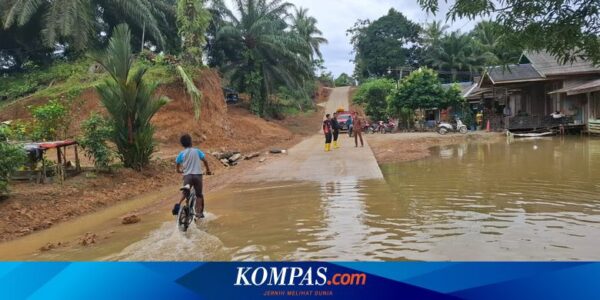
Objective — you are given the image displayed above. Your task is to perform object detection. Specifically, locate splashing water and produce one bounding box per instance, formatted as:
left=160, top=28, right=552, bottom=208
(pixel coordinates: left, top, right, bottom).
left=106, top=212, right=229, bottom=261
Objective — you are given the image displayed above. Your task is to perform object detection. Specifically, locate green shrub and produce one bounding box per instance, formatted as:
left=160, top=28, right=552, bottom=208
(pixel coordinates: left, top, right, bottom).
left=0, top=125, right=9, bottom=141
left=29, top=99, right=69, bottom=141
left=388, top=68, right=466, bottom=117
left=274, top=83, right=316, bottom=117
left=0, top=141, right=26, bottom=195
left=353, top=79, right=395, bottom=121
left=5, top=121, right=32, bottom=141
left=462, top=110, right=475, bottom=128
left=95, top=24, right=168, bottom=171
left=79, top=113, right=114, bottom=171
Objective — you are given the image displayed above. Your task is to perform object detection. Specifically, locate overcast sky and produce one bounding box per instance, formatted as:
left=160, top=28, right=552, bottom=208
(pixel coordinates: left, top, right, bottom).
left=281, top=0, right=481, bottom=77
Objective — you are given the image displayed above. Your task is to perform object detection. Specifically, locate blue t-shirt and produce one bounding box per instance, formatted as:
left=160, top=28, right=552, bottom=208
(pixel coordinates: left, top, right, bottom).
left=176, top=148, right=206, bottom=175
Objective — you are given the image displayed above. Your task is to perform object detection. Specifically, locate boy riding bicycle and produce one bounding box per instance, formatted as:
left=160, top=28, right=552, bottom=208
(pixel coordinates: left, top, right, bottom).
left=175, top=134, right=212, bottom=218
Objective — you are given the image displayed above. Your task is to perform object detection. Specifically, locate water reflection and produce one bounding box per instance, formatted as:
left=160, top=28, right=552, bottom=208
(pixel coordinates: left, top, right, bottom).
left=292, top=180, right=369, bottom=260
left=110, top=137, right=600, bottom=261
left=381, top=137, right=600, bottom=260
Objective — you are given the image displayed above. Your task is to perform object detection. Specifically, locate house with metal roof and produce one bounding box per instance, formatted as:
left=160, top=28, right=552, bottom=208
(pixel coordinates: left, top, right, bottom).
left=476, top=51, right=600, bottom=132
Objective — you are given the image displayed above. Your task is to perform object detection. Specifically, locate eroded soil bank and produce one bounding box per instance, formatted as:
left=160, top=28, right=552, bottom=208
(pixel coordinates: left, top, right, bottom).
left=0, top=69, right=328, bottom=243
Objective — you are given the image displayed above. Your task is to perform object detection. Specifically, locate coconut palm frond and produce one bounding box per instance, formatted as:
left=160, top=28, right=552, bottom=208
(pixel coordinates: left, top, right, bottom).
left=176, top=65, right=202, bottom=120
left=3, top=0, right=44, bottom=28
left=4, top=0, right=166, bottom=51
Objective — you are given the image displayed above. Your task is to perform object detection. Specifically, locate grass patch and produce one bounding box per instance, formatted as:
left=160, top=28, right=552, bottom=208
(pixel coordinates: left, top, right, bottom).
left=0, top=59, right=178, bottom=110
left=0, top=58, right=101, bottom=108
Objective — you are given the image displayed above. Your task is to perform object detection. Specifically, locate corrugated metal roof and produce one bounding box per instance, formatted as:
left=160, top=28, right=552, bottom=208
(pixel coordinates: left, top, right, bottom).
left=465, top=87, right=492, bottom=99
left=569, top=78, right=600, bottom=94
left=486, top=64, right=545, bottom=84
left=521, top=51, right=600, bottom=76
left=441, top=82, right=476, bottom=97
left=549, top=78, right=600, bottom=95
left=547, top=79, right=590, bottom=94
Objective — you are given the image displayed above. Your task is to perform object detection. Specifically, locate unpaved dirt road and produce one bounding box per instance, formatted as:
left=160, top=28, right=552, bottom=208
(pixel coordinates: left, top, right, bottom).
left=243, top=87, right=383, bottom=182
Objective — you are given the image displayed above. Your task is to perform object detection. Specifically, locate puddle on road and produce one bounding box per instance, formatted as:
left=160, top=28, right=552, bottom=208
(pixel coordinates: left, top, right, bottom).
left=3, top=137, right=600, bottom=261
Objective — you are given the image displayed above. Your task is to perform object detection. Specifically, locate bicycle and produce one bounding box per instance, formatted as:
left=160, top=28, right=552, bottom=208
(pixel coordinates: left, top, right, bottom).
left=173, top=172, right=213, bottom=232
left=176, top=184, right=197, bottom=232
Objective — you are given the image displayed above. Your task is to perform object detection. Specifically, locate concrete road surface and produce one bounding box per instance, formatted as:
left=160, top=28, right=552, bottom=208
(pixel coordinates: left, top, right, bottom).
left=242, top=87, right=384, bottom=182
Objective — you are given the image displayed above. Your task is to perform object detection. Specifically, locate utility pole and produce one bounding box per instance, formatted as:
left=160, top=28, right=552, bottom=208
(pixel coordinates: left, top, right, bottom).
left=388, top=66, right=409, bottom=88
left=141, top=21, right=146, bottom=53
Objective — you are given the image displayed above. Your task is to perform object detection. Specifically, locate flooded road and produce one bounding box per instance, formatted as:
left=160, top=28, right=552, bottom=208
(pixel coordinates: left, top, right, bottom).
left=3, top=137, right=600, bottom=261
left=112, top=137, right=600, bottom=261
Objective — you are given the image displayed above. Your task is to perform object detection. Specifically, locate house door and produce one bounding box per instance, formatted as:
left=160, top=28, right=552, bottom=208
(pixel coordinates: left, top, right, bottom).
left=509, top=95, right=521, bottom=115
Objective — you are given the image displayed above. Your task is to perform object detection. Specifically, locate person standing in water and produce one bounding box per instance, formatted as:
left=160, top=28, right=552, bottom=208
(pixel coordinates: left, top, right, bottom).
left=331, top=112, right=341, bottom=149
left=323, top=114, right=333, bottom=152
left=354, top=113, right=364, bottom=147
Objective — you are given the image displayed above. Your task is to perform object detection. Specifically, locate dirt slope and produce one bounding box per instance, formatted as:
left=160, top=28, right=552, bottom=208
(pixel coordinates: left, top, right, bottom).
left=0, top=69, right=318, bottom=242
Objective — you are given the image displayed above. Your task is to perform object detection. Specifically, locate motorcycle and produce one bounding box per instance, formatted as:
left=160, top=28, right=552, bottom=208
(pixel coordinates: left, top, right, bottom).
left=359, top=122, right=372, bottom=134
left=365, top=122, right=377, bottom=134
left=437, top=118, right=468, bottom=135
left=374, top=120, right=395, bottom=134
left=381, top=121, right=396, bottom=133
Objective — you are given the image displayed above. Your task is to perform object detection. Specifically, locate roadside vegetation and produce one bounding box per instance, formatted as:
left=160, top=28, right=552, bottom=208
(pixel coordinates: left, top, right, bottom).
left=95, top=24, right=169, bottom=171
left=348, top=2, right=600, bottom=127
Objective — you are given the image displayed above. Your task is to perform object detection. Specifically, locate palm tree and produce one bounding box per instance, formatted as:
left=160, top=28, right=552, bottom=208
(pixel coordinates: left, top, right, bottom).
left=421, top=20, right=449, bottom=51
left=291, top=7, right=328, bottom=61
left=95, top=24, right=168, bottom=170
left=216, top=0, right=313, bottom=116
left=427, top=31, right=488, bottom=81
left=471, top=21, right=522, bottom=66
left=3, top=0, right=167, bottom=51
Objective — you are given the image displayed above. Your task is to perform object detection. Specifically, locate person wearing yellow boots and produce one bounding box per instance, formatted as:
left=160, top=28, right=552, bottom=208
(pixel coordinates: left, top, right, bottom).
left=323, top=114, right=333, bottom=152
left=331, top=112, right=341, bottom=149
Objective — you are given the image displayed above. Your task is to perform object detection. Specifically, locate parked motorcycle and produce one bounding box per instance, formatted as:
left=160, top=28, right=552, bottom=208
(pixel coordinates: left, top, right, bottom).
left=360, top=122, right=372, bottom=134
left=382, top=121, right=396, bottom=133
left=437, top=118, right=468, bottom=135
left=374, top=120, right=396, bottom=134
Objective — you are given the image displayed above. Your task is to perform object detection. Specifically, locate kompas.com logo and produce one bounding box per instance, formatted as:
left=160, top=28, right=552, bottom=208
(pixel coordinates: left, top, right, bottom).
left=234, top=266, right=367, bottom=287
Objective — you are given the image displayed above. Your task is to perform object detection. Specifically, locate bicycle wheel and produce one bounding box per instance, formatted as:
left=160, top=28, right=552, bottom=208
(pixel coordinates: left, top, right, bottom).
left=177, top=205, right=190, bottom=232
left=189, top=194, right=197, bottom=223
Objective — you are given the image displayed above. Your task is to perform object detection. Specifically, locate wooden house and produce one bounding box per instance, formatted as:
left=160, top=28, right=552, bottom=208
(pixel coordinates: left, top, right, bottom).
left=476, top=51, right=600, bottom=132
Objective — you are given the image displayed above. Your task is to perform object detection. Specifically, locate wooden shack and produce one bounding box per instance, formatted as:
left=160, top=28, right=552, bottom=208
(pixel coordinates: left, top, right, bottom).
left=476, top=51, right=600, bottom=132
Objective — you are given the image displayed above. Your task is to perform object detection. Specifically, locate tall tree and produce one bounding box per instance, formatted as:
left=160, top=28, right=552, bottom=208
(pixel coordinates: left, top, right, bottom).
left=95, top=24, right=168, bottom=170
left=205, top=0, right=238, bottom=67
left=334, top=73, right=354, bottom=87
left=425, top=31, right=490, bottom=81
left=215, top=0, right=313, bottom=117
left=347, top=9, right=422, bottom=80
left=421, top=20, right=448, bottom=52
left=291, top=7, right=328, bottom=61
left=177, top=0, right=211, bottom=66
left=470, top=21, right=522, bottom=66
left=418, top=0, right=600, bottom=65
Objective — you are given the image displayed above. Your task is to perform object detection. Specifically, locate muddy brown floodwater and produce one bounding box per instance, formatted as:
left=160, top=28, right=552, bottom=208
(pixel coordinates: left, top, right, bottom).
left=2, top=136, right=600, bottom=261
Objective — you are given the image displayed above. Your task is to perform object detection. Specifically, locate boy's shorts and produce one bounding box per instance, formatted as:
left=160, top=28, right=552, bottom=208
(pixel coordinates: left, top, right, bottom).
left=183, top=174, right=203, bottom=198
